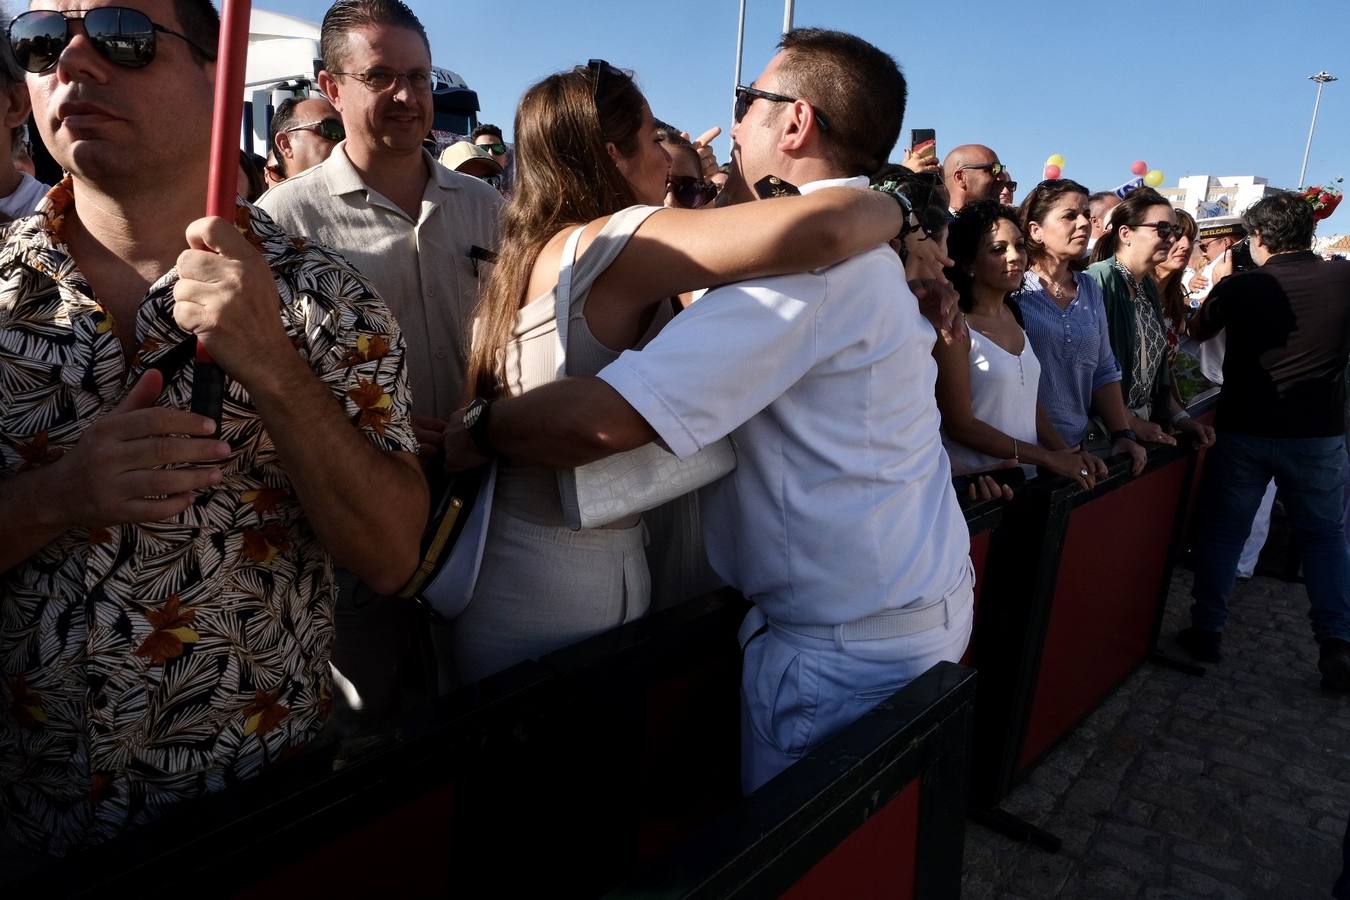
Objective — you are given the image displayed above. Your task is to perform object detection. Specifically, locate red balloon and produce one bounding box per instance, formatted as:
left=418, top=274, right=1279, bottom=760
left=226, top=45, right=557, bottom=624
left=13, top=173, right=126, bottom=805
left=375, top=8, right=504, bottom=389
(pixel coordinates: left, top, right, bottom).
left=1131, top=160, right=1148, bottom=176
left=1043, top=164, right=1062, bottom=180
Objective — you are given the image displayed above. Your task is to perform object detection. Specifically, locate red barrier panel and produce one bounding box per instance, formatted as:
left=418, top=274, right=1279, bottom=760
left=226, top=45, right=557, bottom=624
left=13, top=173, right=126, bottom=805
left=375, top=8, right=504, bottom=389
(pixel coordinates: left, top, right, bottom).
left=780, top=780, right=921, bottom=900
left=962, top=529, right=993, bottom=666
left=1017, top=457, right=1189, bottom=772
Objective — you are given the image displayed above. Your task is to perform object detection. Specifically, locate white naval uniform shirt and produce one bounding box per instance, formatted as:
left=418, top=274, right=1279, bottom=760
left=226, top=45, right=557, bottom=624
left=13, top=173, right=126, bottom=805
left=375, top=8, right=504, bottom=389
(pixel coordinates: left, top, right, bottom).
left=598, top=176, right=971, bottom=627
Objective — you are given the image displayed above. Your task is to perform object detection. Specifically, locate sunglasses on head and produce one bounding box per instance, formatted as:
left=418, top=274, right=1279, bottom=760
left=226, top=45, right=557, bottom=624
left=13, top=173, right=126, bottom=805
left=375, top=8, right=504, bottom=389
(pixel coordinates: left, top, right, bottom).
left=1132, top=221, right=1185, bottom=240
left=478, top=141, right=507, bottom=155
left=7, top=7, right=216, bottom=74
left=285, top=117, right=345, bottom=143
left=733, top=85, right=831, bottom=131
left=579, top=58, right=635, bottom=122
left=667, top=174, right=717, bottom=209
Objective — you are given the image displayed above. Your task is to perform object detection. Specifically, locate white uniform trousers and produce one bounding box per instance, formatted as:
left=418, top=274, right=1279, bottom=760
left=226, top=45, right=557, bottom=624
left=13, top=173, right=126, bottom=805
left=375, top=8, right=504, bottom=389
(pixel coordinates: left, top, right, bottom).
left=738, top=561, right=975, bottom=795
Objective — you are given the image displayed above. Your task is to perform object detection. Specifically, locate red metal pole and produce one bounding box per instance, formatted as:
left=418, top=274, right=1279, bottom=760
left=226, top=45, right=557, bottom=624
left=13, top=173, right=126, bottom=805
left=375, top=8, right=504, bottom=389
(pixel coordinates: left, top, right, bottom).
left=192, top=0, right=252, bottom=427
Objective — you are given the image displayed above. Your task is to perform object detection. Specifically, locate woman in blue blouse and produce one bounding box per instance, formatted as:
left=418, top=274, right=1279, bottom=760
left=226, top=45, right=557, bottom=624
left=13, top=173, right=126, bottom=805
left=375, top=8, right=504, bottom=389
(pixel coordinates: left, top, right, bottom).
left=1017, top=180, right=1150, bottom=473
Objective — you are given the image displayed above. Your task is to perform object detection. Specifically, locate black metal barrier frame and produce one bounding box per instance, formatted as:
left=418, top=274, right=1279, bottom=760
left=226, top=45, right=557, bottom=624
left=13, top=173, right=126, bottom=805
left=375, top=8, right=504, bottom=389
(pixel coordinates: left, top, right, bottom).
left=967, top=390, right=1218, bottom=846
left=606, top=662, right=976, bottom=900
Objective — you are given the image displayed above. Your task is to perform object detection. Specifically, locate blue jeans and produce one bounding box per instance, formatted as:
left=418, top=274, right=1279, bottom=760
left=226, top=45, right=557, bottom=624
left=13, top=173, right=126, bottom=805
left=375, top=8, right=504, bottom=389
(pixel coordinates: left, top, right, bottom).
left=1190, top=432, right=1350, bottom=642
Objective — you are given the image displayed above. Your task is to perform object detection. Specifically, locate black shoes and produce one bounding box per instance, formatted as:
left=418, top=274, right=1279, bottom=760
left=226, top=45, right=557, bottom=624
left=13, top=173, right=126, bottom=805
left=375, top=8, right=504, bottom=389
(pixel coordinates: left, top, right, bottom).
left=1177, top=626, right=1223, bottom=663
left=1319, top=638, right=1350, bottom=692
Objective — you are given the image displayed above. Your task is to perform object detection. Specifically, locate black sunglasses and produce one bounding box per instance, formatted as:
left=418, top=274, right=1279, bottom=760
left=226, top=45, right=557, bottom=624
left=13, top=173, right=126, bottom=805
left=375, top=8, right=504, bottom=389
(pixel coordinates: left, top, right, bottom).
left=579, top=58, right=635, bottom=122
left=667, top=174, right=717, bottom=210
left=477, top=141, right=507, bottom=155
left=7, top=7, right=216, bottom=74
left=958, top=161, right=1007, bottom=178
left=1131, top=221, right=1185, bottom=240
left=285, top=117, right=345, bottom=143
left=733, top=85, right=831, bottom=132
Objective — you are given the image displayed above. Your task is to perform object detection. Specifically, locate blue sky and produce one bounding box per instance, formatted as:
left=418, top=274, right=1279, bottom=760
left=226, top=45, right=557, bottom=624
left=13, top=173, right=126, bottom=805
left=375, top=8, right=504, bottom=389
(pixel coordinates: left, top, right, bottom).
left=273, top=0, right=1350, bottom=232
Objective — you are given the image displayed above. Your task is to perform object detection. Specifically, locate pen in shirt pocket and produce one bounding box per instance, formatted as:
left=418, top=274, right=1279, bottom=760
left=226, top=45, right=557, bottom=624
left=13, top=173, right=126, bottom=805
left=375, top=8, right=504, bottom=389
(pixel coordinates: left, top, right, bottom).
left=468, top=245, right=498, bottom=278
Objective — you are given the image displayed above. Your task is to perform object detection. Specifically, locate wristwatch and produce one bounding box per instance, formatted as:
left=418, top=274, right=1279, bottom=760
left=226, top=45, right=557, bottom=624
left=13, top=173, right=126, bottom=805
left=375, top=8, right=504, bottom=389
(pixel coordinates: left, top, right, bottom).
left=1170, top=410, right=1193, bottom=427
left=463, top=398, right=495, bottom=456
left=1110, top=428, right=1140, bottom=444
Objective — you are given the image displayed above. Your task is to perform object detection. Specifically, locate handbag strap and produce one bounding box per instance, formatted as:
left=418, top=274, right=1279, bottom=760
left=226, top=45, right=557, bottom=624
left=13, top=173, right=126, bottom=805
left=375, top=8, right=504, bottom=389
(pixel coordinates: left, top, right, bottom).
left=554, top=225, right=588, bottom=380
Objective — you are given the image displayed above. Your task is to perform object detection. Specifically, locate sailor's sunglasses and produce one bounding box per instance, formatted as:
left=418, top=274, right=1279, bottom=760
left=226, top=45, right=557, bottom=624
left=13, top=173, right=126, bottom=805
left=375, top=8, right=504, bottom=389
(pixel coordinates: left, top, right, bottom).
left=733, top=85, right=831, bottom=132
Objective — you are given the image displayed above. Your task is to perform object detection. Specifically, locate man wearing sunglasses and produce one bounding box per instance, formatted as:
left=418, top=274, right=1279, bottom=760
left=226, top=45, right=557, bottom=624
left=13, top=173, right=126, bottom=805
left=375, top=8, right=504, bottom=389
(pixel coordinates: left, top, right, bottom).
left=259, top=0, right=502, bottom=721
left=941, top=143, right=1008, bottom=215
left=446, top=29, right=974, bottom=795
left=0, top=0, right=428, bottom=856
left=268, top=94, right=341, bottom=180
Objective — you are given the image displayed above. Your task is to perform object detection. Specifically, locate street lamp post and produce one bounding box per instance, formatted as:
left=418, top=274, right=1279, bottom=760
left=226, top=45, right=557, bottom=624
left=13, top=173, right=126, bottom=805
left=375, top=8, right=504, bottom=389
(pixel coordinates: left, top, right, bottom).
left=1299, top=70, right=1338, bottom=189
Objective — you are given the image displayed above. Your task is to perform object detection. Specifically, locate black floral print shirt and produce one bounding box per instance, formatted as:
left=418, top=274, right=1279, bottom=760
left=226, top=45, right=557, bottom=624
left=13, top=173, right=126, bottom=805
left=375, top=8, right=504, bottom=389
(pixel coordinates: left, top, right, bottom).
left=0, top=179, right=419, bottom=855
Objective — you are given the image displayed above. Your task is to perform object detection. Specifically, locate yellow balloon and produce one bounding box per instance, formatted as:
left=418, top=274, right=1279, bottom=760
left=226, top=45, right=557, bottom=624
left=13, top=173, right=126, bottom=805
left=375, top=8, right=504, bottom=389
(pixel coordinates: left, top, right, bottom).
left=1144, top=169, right=1165, bottom=187
left=1046, top=154, right=1065, bottom=168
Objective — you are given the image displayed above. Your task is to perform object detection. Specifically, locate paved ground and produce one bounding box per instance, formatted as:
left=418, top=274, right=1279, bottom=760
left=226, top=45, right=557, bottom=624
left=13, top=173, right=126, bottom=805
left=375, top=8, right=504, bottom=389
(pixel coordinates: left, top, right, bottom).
left=962, top=568, right=1350, bottom=900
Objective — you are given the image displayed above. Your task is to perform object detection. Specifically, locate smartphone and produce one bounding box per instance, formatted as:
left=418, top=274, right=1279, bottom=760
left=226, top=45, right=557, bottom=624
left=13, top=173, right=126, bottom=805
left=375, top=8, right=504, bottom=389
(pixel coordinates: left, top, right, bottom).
left=910, top=128, right=937, bottom=159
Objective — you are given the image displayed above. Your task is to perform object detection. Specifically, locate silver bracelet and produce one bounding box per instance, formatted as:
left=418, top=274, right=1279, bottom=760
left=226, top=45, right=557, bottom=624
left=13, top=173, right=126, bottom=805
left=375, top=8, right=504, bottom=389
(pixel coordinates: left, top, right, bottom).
left=1170, top=410, right=1192, bottom=427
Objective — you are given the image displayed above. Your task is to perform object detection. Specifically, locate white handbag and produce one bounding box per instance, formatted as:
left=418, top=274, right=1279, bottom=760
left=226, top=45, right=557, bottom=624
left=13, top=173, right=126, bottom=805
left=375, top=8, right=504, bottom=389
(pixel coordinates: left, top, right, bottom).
left=553, top=225, right=736, bottom=530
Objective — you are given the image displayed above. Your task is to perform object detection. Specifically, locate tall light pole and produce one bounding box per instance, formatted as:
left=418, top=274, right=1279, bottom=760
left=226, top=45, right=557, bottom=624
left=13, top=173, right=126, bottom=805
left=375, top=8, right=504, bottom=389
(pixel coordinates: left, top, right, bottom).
left=783, top=0, right=795, bottom=32
left=1299, top=71, right=1338, bottom=189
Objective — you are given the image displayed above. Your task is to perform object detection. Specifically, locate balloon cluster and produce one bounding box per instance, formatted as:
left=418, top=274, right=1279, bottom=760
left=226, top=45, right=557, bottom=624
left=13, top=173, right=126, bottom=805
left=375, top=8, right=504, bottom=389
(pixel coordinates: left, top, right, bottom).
left=1043, top=153, right=1064, bottom=180
left=1132, top=160, right=1166, bottom=188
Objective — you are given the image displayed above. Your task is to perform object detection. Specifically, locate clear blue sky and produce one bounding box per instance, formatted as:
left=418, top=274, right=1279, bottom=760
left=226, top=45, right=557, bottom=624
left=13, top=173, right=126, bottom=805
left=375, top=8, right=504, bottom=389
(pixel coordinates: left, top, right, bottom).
left=273, top=0, right=1350, bottom=231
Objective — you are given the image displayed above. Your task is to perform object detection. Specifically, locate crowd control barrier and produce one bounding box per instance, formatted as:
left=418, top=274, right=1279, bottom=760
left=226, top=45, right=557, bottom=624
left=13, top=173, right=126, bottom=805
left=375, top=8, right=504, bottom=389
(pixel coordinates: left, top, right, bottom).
left=12, top=390, right=1219, bottom=892
left=966, top=392, right=1218, bottom=846
left=15, top=592, right=975, bottom=898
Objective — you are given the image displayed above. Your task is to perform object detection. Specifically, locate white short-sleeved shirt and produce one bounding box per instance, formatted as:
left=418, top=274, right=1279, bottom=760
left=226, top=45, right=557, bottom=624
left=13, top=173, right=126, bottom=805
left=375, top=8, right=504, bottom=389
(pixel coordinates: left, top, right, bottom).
left=598, top=177, right=970, bottom=627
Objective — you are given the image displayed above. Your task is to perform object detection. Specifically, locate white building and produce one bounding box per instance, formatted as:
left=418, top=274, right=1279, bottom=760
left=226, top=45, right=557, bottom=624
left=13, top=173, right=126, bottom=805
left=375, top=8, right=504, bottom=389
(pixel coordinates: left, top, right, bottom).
left=1159, top=175, right=1282, bottom=219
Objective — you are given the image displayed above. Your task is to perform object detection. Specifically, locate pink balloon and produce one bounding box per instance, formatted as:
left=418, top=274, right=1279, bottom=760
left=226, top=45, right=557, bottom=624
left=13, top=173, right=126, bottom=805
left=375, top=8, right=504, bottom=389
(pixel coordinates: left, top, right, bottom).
left=1131, top=160, right=1148, bottom=176
left=1043, top=164, right=1062, bottom=180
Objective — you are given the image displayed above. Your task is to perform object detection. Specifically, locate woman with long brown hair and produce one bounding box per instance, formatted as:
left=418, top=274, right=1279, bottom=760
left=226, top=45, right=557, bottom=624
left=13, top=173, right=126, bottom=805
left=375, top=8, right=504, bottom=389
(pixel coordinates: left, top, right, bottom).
left=451, top=61, right=906, bottom=682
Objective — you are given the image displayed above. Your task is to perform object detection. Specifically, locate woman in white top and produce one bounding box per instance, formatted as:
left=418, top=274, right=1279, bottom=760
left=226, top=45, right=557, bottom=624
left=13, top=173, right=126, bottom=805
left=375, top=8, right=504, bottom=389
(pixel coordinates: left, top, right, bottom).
left=452, top=61, right=907, bottom=682
left=936, top=201, right=1104, bottom=490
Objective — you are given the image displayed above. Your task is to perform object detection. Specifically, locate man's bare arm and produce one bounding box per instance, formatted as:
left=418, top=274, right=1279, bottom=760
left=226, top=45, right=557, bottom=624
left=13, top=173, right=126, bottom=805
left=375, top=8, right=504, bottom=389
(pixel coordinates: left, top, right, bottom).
left=445, top=377, right=657, bottom=471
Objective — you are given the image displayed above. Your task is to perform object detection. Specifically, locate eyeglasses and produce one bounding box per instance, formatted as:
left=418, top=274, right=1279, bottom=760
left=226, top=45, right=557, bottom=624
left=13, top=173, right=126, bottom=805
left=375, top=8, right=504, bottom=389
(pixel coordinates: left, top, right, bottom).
left=958, top=161, right=1007, bottom=178
left=7, top=7, right=217, bottom=74
left=477, top=141, right=507, bottom=156
left=330, top=67, right=434, bottom=93
left=1003, top=181, right=1018, bottom=193
left=667, top=175, right=718, bottom=210
left=733, top=85, right=831, bottom=132
left=1131, top=221, right=1185, bottom=240
left=285, top=117, right=345, bottom=143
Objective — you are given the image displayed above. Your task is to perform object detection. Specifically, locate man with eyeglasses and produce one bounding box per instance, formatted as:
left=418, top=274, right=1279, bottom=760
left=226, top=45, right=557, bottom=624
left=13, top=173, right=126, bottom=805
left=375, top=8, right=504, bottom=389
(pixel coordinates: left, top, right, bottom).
left=268, top=94, right=341, bottom=181
left=941, top=143, right=1007, bottom=215
left=0, top=0, right=427, bottom=856
left=446, top=29, right=973, bottom=795
left=259, top=0, right=503, bottom=718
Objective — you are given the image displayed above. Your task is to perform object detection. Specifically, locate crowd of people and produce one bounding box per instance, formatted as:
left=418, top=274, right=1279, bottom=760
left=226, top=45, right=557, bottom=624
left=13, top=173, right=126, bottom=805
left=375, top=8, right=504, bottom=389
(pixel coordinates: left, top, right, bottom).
left=1, top=0, right=1348, bottom=873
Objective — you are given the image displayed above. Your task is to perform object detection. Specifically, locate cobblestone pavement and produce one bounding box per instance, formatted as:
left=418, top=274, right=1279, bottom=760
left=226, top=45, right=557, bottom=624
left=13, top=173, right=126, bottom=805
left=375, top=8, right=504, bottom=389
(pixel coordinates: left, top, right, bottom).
left=962, top=569, right=1350, bottom=899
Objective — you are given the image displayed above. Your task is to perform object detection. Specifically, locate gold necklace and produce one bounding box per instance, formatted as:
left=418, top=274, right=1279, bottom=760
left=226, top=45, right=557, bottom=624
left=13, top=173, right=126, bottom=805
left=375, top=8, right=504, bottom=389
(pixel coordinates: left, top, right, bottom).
left=1036, top=267, right=1075, bottom=301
